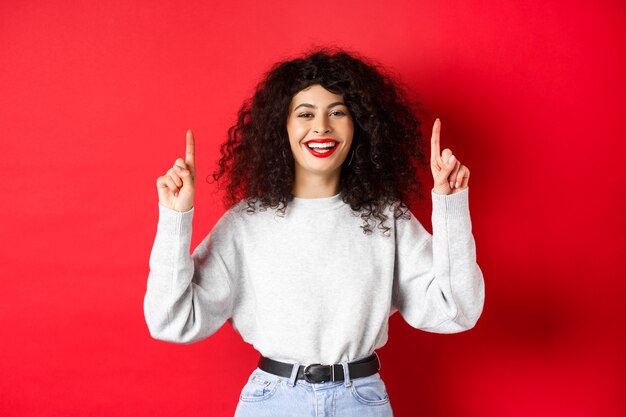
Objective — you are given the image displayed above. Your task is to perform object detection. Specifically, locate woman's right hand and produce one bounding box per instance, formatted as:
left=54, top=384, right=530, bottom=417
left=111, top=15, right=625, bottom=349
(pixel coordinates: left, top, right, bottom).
left=156, top=130, right=196, bottom=212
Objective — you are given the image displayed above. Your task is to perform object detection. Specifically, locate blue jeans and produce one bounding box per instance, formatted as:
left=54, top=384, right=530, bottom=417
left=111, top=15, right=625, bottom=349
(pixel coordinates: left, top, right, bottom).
left=234, top=358, right=394, bottom=417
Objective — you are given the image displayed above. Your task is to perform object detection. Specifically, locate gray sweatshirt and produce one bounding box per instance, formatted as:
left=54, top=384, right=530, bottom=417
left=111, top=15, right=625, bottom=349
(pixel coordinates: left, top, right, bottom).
left=144, top=187, right=485, bottom=365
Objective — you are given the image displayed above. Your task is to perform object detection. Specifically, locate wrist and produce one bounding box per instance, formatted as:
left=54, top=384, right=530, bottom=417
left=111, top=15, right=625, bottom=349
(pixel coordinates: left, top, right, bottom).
left=432, top=184, right=451, bottom=195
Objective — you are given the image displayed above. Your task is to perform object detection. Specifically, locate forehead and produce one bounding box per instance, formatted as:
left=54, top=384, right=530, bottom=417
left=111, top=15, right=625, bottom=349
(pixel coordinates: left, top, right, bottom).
left=290, top=84, right=344, bottom=107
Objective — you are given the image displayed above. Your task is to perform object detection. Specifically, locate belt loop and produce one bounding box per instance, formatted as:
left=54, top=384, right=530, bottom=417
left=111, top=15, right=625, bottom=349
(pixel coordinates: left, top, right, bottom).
left=341, top=360, right=352, bottom=387
left=287, top=362, right=300, bottom=387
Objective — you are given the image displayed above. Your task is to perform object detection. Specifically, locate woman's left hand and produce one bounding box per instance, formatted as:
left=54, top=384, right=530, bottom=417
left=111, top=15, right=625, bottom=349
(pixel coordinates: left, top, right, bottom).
left=430, top=118, right=470, bottom=195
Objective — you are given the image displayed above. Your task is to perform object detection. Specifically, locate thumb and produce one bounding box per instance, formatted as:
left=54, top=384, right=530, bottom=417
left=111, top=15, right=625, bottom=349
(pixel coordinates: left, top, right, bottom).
left=435, top=154, right=457, bottom=183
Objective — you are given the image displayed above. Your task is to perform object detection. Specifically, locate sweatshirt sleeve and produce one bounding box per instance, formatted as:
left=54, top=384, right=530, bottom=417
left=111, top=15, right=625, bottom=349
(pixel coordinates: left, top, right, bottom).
left=143, top=203, right=235, bottom=343
left=391, top=187, right=485, bottom=333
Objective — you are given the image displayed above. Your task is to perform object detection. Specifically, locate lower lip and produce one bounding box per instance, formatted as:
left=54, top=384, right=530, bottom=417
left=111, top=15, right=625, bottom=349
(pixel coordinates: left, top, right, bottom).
left=304, top=144, right=339, bottom=158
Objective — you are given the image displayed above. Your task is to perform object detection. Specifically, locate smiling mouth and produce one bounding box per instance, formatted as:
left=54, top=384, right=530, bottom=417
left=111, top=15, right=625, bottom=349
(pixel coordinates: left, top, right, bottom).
left=304, top=140, right=339, bottom=158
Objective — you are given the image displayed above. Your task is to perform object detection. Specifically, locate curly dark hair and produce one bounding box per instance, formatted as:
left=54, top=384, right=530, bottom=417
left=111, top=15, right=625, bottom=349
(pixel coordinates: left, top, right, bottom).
left=208, top=46, right=428, bottom=236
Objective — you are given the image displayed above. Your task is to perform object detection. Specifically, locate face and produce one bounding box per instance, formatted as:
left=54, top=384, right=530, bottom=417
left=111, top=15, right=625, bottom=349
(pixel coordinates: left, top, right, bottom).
left=286, top=84, right=354, bottom=181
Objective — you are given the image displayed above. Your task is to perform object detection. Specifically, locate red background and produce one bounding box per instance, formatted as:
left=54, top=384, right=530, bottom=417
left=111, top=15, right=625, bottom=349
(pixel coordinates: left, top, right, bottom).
left=1, top=1, right=625, bottom=416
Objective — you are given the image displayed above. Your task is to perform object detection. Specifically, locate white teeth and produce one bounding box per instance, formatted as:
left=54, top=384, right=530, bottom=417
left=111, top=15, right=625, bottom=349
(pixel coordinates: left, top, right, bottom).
left=307, top=142, right=336, bottom=149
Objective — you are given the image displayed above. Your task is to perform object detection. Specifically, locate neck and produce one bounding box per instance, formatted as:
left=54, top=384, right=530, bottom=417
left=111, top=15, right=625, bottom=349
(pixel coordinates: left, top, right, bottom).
left=292, top=169, right=341, bottom=198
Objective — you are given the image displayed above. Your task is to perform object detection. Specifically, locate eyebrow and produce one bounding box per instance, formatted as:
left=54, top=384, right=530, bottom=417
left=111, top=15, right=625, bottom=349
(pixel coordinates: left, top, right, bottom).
left=293, top=102, right=347, bottom=112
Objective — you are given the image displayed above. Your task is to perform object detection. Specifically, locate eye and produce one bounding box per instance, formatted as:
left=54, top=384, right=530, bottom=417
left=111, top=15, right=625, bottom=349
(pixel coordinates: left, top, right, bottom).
left=297, top=113, right=313, bottom=118
left=330, top=110, right=346, bottom=117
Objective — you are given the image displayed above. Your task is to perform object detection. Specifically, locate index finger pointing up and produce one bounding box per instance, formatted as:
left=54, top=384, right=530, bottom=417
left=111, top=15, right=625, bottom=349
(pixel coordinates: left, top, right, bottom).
left=430, top=118, right=442, bottom=166
left=186, top=129, right=195, bottom=171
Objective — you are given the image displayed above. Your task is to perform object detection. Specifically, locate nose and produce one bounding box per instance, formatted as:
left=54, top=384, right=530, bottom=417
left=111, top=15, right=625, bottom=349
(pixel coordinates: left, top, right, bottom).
left=313, top=116, right=331, bottom=134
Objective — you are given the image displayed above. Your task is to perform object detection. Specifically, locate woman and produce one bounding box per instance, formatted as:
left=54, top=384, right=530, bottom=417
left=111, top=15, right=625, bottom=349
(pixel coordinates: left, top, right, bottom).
left=144, top=47, right=485, bottom=416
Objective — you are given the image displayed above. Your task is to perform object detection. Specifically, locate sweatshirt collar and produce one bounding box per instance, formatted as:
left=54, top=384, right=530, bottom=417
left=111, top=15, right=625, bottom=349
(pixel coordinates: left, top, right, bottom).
left=289, top=192, right=344, bottom=210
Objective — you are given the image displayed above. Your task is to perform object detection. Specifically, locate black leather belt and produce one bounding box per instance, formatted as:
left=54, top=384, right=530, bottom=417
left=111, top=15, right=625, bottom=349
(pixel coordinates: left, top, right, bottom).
left=258, top=352, right=380, bottom=383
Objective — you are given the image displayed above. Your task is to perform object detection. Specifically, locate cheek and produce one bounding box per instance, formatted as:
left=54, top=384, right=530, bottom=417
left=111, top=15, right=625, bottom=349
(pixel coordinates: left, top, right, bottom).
left=343, top=124, right=354, bottom=143
left=342, top=118, right=354, bottom=135
left=287, top=123, right=307, bottom=143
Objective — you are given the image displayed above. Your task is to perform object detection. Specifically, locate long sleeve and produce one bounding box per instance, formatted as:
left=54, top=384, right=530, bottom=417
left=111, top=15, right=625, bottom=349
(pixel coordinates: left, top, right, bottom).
left=391, top=187, right=485, bottom=333
left=143, top=203, right=235, bottom=343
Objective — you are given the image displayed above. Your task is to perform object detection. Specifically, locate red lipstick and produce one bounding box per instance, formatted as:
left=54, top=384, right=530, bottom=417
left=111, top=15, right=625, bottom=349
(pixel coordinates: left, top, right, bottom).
left=303, top=139, right=339, bottom=158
